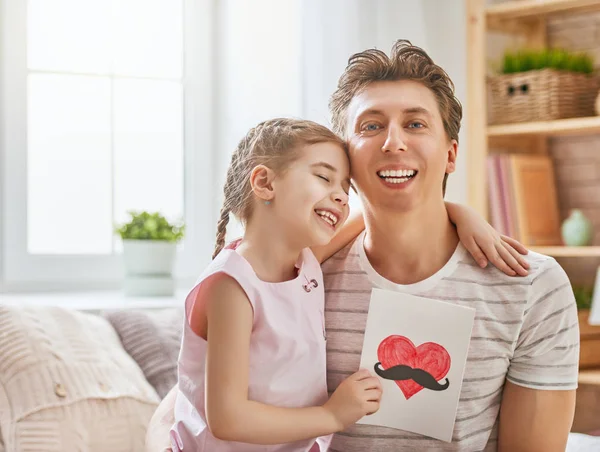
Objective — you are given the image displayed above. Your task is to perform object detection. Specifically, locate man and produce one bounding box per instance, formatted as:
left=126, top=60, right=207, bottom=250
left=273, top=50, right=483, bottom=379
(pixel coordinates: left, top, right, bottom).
left=147, top=40, right=579, bottom=451
left=321, top=40, right=578, bottom=451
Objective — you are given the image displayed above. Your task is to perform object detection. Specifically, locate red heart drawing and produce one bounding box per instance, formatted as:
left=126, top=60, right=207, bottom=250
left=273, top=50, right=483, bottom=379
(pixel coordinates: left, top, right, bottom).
left=377, top=335, right=451, bottom=400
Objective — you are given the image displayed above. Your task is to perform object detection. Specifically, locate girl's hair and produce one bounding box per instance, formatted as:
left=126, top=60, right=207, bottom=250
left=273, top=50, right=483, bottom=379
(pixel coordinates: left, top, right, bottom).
left=212, top=118, right=346, bottom=259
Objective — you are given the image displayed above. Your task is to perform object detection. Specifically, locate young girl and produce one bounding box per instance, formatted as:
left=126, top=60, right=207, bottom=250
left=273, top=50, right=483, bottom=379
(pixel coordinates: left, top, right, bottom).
left=168, top=118, right=528, bottom=452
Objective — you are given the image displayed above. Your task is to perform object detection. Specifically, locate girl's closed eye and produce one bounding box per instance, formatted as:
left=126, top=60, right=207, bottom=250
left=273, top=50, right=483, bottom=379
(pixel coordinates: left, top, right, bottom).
left=317, top=174, right=330, bottom=182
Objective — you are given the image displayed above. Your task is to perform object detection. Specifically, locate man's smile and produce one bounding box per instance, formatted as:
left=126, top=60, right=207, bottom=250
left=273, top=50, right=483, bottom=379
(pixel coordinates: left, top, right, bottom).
left=376, top=167, right=418, bottom=188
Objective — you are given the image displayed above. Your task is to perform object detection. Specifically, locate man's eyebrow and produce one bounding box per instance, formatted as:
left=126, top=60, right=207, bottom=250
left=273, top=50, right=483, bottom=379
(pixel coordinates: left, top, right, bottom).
left=310, top=162, right=337, bottom=172
left=354, top=108, right=385, bottom=121
left=403, top=107, right=432, bottom=117
left=354, top=107, right=432, bottom=123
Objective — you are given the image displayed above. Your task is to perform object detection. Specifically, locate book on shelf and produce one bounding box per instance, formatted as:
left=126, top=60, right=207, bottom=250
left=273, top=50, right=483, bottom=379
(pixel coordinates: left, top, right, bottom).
left=487, top=153, right=562, bottom=246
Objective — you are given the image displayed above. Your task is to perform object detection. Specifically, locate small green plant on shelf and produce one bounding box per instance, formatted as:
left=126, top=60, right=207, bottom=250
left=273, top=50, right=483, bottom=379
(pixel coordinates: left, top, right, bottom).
left=573, top=285, right=594, bottom=311
left=502, top=49, right=594, bottom=75
left=115, top=211, right=185, bottom=242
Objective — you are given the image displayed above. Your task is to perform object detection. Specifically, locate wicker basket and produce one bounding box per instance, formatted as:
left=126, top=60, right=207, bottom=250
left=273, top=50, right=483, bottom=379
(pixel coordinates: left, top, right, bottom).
left=488, top=68, right=599, bottom=124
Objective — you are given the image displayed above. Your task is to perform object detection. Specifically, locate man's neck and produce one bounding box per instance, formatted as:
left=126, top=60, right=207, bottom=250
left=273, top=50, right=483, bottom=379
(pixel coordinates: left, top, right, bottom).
left=363, top=200, right=459, bottom=285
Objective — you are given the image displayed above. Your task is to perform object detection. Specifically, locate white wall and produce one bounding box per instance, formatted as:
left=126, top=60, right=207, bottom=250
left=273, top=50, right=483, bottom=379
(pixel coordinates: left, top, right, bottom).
left=215, top=0, right=469, bottom=242
left=215, top=0, right=304, bottom=241
left=422, top=0, right=468, bottom=204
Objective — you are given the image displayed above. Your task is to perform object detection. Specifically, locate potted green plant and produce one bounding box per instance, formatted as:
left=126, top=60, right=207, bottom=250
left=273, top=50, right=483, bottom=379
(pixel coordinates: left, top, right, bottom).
left=488, top=48, right=598, bottom=124
left=115, top=211, right=185, bottom=296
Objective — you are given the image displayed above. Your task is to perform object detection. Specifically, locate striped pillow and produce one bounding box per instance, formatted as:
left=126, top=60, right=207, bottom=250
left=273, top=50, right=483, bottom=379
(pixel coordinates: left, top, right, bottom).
left=103, top=308, right=184, bottom=399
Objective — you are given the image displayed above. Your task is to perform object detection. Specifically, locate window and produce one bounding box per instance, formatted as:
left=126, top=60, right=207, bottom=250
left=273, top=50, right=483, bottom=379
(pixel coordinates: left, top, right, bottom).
left=1, top=0, right=214, bottom=289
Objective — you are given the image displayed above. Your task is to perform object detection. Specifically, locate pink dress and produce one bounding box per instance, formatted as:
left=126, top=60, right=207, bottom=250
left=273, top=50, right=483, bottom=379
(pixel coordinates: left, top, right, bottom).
left=169, top=245, right=331, bottom=452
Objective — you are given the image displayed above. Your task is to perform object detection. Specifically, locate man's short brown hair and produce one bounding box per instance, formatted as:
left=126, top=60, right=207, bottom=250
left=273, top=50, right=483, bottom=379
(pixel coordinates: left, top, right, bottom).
left=329, top=39, right=463, bottom=194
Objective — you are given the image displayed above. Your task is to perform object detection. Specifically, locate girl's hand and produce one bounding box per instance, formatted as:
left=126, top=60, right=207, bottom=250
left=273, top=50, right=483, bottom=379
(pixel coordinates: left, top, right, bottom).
left=447, top=203, right=530, bottom=276
left=323, top=369, right=382, bottom=430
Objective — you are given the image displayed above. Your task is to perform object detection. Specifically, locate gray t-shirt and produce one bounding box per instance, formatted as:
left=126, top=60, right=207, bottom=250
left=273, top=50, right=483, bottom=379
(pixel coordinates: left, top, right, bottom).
left=322, top=232, right=579, bottom=451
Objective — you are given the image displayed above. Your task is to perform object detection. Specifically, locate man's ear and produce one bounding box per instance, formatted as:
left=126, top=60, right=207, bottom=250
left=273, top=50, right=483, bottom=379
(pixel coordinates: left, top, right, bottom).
left=249, top=165, right=276, bottom=201
left=445, top=140, right=458, bottom=174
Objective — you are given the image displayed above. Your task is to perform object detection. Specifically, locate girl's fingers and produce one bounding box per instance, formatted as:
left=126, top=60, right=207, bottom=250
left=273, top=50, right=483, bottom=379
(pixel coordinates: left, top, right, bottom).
left=365, top=388, right=382, bottom=402
left=359, top=376, right=382, bottom=391
left=488, top=243, right=516, bottom=276
left=501, top=235, right=529, bottom=261
left=501, top=241, right=529, bottom=276
left=465, top=237, right=488, bottom=268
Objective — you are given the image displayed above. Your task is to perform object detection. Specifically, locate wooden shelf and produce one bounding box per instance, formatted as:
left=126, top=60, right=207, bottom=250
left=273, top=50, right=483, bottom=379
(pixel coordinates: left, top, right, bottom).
left=466, top=0, right=600, bottom=252
left=487, top=0, right=600, bottom=30
left=529, top=246, right=600, bottom=257
left=579, top=369, right=600, bottom=385
left=487, top=116, right=600, bottom=139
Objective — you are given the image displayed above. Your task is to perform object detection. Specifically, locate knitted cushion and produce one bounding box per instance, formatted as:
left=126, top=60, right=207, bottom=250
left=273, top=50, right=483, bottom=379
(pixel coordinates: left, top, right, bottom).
left=103, top=308, right=184, bottom=399
left=0, top=305, right=160, bottom=452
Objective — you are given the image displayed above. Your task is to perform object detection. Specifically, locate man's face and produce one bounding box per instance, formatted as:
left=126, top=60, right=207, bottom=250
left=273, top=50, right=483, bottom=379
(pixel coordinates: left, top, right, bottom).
left=345, top=80, right=457, bottom=213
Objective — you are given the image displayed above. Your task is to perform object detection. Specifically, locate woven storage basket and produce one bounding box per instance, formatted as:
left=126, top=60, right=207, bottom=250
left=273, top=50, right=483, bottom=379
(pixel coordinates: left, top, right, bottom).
left=488, top=68, right=598, bottom=124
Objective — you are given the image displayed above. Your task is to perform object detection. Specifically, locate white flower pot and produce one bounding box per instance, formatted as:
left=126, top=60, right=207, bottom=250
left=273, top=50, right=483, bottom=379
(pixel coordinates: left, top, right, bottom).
left=122, top=240, right=177, bottom=296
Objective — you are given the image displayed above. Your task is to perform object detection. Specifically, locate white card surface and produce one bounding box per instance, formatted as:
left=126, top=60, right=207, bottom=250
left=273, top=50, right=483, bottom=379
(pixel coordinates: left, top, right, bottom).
left=357, top=288, right=476, bottom=442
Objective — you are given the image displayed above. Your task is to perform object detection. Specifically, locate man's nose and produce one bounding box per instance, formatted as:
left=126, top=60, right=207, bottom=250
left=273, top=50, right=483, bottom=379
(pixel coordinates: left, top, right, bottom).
left=381, top=125, right=407, bottom=153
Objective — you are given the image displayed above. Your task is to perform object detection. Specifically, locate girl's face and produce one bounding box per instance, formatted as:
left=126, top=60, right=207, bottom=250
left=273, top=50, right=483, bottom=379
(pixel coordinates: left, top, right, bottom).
left=269, top=142, right=351, bottom=248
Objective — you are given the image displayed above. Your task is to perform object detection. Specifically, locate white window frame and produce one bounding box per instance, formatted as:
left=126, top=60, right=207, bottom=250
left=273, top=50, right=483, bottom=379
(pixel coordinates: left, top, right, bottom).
left=0, top=0, right=216, bottom=291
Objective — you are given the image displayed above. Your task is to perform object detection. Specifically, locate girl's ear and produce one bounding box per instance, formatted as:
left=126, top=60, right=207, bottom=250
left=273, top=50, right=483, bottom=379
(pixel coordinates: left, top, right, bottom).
left=249, top=165, right=276, bottom=201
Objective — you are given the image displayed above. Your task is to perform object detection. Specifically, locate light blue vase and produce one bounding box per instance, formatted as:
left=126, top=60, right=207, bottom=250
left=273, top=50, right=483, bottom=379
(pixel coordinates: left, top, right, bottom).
left=561, top=209, right=593, bottom=246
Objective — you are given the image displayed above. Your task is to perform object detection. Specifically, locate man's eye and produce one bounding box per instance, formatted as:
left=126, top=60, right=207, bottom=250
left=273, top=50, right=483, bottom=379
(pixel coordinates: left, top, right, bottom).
left=317, top=175, right=330, bottom=182
left=408, top=122, right=424, bottom=129
left=364, top=123, right=380, bottom=131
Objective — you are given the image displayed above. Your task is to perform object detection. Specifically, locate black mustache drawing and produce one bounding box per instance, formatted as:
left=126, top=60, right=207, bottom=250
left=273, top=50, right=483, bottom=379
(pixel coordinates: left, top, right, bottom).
left=374, top=362, right=450, bottom=391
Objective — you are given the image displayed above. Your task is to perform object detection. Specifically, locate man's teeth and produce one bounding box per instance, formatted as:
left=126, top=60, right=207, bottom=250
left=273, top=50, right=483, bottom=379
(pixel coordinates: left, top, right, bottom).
left=377, top=169, right=416, bottom=184
left=378, top=169, right=416, bottom=177
left=315, top=210, right=338, bottom=226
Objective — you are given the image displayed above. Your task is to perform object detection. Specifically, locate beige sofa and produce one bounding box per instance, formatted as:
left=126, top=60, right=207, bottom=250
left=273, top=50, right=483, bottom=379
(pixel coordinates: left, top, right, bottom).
left=0, top=304, right=183, bottom=452
left=2, top=303, right=600, bottom=452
